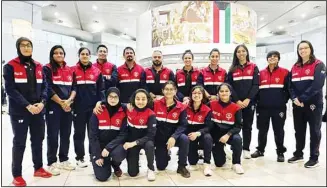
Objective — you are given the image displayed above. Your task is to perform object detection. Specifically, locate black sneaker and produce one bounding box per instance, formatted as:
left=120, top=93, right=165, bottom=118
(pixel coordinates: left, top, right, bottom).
left=304, top=160, right=319, bottom=168
left=251, top=150, right=264, bottom=158
left=277, top=154, right=285, bottom=162
left=177, top=165, right=190, bottom=178
left=287, top=156, right=304, bottom=163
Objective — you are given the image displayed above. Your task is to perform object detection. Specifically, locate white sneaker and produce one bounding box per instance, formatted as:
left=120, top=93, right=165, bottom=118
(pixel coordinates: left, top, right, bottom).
left=232, top=164, right=244, bottom=174
left=48, top=163, right=60, bottom=176
left=147, top=169, right=156, bottom=181
left=224, top=146, right=232, bottom=160
left=76, top=159, right=88, bottom=168
left=188, top=164, right=199, bottom=171
left=203, top=163, right=212, bottom=176
left=60, top=161, right=76, bottom=170
left=243, top=150, right=251, bottom=159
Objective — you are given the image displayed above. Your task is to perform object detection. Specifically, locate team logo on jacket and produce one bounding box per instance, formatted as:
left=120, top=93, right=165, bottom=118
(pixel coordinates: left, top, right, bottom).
left=275, top=78, right=280, bottom=83
left=247, top=70, right=252, bottom=75
left=106, top=69, right=111, bottom=74
left=310, top=104, right=316, bottom=111
left=139, top=119, right=145, bottom=125
left=305, top=69, right=310, bottom=75
left=163, top=74, right=167, bottom=79
left=116, top=119, right=121, bottom=125
left=226, top=113, right=232, bottom=120
left=134, top=72, right=139, bottom=77
left=38, top=70, right=42, bottom=76
left=198, top=115, right=203, bottom=121
left=279, top=112, right=284, bottom=118
left=67, top=76, right=72, bottom=81
left=14, top=72, right=23, bottom=76
left=172, top=112, right=178, bottom=118
left=89, top=74, right=94, bottom=79
left=218, top=76, right=222, bottom=80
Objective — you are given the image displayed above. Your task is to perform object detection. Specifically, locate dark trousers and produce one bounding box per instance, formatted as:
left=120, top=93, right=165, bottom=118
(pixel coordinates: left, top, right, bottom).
left=127, top=141, right=155, bottom=177
left=293, top=105, right=322, bottom=161
left=155, top=134, right=189, bottom=170
left=92, top=145, right=126, bottom=181
left=73, top=110, right=93, bottom=160
left=188, top=133, right=213, bottom=165
left=212, top=133, right=242, bottom=166
left=241, top=104, right=256, bottom=151
left=256, top=107, right=287, bottom=154
left=11, top=114, right=45, bottom=177
left=46, top=105, right=73, bottom=166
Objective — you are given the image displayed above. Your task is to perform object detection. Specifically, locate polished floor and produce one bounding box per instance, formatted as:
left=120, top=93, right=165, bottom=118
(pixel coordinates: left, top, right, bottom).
left=1, top=107, right=326, bottom=187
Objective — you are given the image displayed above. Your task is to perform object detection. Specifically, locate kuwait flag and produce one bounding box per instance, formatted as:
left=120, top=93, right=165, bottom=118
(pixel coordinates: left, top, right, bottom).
left=213, top=2, right=231, bottom=44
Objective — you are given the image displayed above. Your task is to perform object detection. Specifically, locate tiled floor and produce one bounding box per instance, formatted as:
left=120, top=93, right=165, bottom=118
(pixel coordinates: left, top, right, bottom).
left=1, top=111, right=326, bottom=186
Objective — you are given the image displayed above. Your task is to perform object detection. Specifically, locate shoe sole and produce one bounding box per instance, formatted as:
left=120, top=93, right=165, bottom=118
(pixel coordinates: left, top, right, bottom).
left=305, top=163, right=319, bottom=168
left=177, top=171, right=191, bottom=178
left=288, top=159, right=304, bottom=163
left=251, top=155, right=264, bottom=158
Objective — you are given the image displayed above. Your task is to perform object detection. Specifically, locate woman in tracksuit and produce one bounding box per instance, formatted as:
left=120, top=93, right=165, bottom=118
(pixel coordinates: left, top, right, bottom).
left=72, top=47, right=104, bottom=168
left=89, top=87, right=127, bottom=181
left=288, top=40, right=326, bottom=168
left=122, top=89, right=156, bottom=181
left=185, top=86, right=213, bottom=176
left=197, top=48, right=228, bottom=101
left=43, top=45, right=76, bottom=176
left=227, top=44, right=259, bottom=159
left=175, top=50, right=201, bottom=105
left=153, top=81, right=190, bottom=178
left=3, top=37, right=52, bottom=187
left=209, top=83, right=244, bottom=174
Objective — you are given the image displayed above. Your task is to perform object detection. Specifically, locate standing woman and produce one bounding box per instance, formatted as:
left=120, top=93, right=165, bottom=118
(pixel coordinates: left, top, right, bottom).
left=209, top=83, right=244, bottom=174
left=89, top=87, right=127, bottom=181
left=153, top=81, right=190, bottom=178
left=185, top=86, right=213, bottom=176
left=123, top=89, right=156, bottom=181
left=227, top=44, right=259, bottom=159
left=43, top=45, right=76, bottom=176
left=288, top=40, right=326, bottom=168
left=72, top=47, right=104, bottom=168
left=197, top=48, right=228, bottom=101
left=175, top=50, right=201, bottom=105
left=3, top=37, right=52, bottom=187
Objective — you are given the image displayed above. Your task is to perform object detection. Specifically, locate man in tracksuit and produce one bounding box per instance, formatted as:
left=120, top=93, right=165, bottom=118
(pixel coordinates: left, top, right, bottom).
left=3, top=37, right=52, bottom=186
left=117, top=47, right=146, bottom=103
left=251, top=51, right=289, bottom=162
left=145, top=50, right=175, bottom=100
left=72, top=47, right=104, bottom=168
left=93, top=44, right=118, bottom=89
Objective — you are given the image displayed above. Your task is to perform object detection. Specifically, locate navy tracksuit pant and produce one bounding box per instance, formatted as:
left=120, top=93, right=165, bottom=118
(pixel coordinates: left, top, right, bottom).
left=92, top=145, right=126, bottom=181
left=188, top=133, right=213, bottom=165
left=155, top=134, right=189, bottom=170
left=292, top=104, right=323, bottom=161
left=11, top=113, right=45, bottom=177
left=256, top=107, right=287, bottom=154
left=46, top=104, right=73, bottom=166
left=241, top=103, right=256, bottom=151
left=73, top=110, right=93, bottom=161
left=212, top=131, right=242, bottom=166
left=127, top=141, right=155, bottom=177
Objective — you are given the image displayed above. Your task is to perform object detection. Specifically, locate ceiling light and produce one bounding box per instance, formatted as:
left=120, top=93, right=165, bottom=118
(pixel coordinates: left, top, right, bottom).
left=93, top=20, right=99, bottom=23
left=92, top=5, right=97, bottom=10
left=128, top=8, right=134, bottom=12
left=301, top=14, right=306, bottom=18
left=57, top=19, right=63, bottom=23
left=54, top=12, right=59, bottom=17
left=278, top=26, right=283, bottom=30
left=49, top=4, right=57, bottom=8
left=313, top=5, right=321, bottom=9
left=288, top=20, right=295, bottom=23
left=260, top=17, right=264, bottom=21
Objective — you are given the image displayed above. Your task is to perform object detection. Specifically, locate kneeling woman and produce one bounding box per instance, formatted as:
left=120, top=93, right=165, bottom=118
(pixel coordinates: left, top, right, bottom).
left=186, top=86, right=214, bottom=176
left=123, top=89, right=156, bottom=181
left=209, top=83, right=244, bottom=174
left=154, top=81, right=190, bottom=178
left=89, top=87, right=127, bottom=181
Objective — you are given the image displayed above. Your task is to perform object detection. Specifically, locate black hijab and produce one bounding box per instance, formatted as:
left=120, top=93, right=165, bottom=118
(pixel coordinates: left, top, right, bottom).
left=105, top=87, right=121, bottom=116
left=16, top=37, right=33, bottom=64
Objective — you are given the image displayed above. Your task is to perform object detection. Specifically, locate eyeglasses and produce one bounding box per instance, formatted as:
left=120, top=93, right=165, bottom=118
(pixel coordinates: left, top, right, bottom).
left=298, top=47, right=310, bottom=51
left=19, top=44, right=32, bottom=49
left=108, top=95, right=119, bottom=100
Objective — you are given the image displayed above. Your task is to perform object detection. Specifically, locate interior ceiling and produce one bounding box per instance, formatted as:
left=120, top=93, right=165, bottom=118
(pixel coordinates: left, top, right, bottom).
left=27, top=1, right=326, bottom=45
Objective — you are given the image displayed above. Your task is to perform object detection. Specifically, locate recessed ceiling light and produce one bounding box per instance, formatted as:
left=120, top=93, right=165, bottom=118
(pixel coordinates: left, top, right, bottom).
left=128, top=8, right=134, bottom=12
left=92, top=5, right=97, bottom=10
left=288, top=20, right=295, bottom=23
left=49, top=4, right=57, bottom=8
left=278, top=26, right=284, bottom=30
left=313, top=5, right=321, bottom=9
left=93, top=20, right=99, bottom=23
left=260, top=17, right=264, bottom=21
left=301, top=14, right=306, bottom=18
left=54, top=12, right=60, bottom=17
left=57, top=20, right=63, bottom=23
